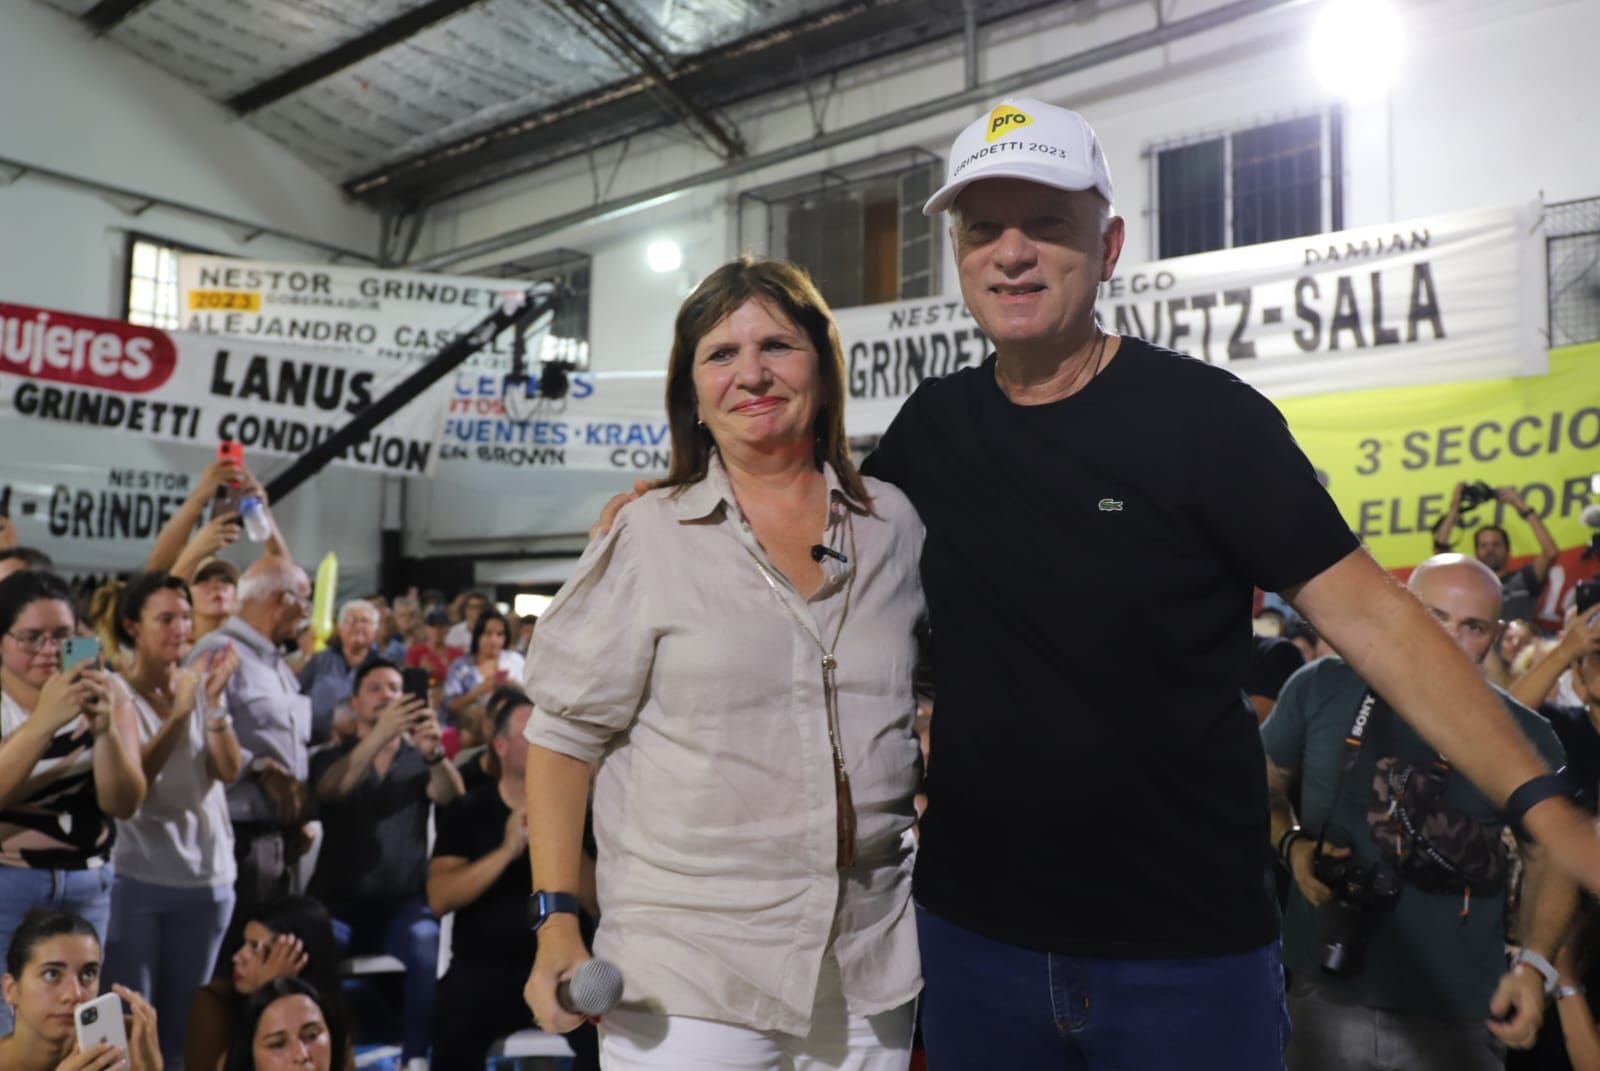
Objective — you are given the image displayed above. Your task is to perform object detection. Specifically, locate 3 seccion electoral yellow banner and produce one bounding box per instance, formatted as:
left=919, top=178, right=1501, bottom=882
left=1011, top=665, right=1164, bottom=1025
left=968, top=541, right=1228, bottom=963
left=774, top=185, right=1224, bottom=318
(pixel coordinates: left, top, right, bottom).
left=1280, top=342, right=1600, bottom=572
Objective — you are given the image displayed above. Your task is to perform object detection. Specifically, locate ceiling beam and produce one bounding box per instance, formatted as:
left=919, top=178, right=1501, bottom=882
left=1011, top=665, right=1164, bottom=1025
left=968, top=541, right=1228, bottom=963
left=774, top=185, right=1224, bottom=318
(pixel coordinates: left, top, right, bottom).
left=81, top=0, right=159, bottom=34
left=561, top=0, right=744, bottom=160
left=226, top=0, right=491, bottom=116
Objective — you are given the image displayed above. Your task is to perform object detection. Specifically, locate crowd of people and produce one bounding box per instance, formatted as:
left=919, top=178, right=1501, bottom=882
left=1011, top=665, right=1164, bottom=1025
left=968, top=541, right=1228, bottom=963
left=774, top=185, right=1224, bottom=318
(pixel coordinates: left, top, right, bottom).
left=0, top=469, right=569, bottom=1070
left=1, top=92, right=1599, bottom=1071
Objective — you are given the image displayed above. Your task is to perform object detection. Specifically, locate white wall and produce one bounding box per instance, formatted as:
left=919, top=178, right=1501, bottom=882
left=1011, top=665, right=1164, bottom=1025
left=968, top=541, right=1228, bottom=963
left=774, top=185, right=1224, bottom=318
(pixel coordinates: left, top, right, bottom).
left=0, top=1, right=387, bottom=589
left=0, top=1, right=378, bottom=315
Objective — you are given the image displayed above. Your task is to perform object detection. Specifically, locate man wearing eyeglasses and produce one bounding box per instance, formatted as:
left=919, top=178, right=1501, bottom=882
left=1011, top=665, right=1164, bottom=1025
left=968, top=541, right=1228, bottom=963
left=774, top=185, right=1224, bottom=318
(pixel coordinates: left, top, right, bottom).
left=188, top=556, right=315, bottom=976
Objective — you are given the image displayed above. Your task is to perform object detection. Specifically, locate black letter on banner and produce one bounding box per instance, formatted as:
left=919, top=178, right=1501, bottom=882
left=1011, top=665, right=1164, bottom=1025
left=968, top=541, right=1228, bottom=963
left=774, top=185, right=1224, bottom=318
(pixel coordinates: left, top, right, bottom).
left=1406, top=263, right=1445, bottom=341
left=1293, top=278, right=1321, bottom=352
left=848, top=343, right=867, bottom=397
left=1223, top=289, right=1255, bottom=359
left=1468, top=421, right=1503, bottom=463
left=1330, top=276, right=1367, bottom=350
left=1400, top=430, right=1430, bottom=471
left=1369, top=271, right=1400, bottom=346
left=210, top=351, right=236, bottom=397
left=1507, top=415, right=1541, bottom=457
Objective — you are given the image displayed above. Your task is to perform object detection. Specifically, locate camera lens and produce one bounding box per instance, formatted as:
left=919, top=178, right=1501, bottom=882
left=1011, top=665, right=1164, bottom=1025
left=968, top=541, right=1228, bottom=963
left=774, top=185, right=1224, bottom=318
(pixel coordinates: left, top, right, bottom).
left=81, top=1006, right=98, bottom=1025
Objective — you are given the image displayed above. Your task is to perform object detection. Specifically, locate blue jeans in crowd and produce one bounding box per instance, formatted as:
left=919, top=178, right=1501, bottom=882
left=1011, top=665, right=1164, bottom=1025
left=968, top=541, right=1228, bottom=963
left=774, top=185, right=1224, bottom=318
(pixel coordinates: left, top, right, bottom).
left=0, top=863, right=115, bottom=1036
left=103, top=873, right=235, bottom=1067
left=916, top=902, right=1290, bottom=1071
left=328, top=895, right=439, bottom=1062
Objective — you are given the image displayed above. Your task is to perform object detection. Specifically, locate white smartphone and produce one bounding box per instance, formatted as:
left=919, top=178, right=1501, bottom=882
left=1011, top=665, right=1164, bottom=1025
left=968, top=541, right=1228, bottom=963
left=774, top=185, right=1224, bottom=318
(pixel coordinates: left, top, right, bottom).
left=74, top=993, right=128, bottom=1057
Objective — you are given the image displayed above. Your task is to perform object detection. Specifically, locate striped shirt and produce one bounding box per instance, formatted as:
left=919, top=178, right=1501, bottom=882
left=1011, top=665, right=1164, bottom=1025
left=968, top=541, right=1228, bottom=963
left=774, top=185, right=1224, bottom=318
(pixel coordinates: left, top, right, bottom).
left=0, top=692, right=111, bottom=870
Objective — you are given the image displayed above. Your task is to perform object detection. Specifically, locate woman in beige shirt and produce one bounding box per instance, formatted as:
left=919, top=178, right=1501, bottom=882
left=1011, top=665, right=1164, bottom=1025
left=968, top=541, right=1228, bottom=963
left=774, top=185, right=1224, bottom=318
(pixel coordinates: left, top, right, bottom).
left=522, top=257, right=925, bottom=1070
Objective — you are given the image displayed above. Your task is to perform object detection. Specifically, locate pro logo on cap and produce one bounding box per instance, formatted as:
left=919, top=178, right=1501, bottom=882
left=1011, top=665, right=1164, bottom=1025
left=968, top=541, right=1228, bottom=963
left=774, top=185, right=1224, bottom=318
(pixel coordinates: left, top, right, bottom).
left=986, top=103, right=1031, bottom=142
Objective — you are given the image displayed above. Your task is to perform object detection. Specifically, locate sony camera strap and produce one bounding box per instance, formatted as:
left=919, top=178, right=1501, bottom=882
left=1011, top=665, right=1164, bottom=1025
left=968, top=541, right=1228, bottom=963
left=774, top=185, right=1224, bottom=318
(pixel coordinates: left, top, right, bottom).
left=1313, top=689, right=1450, bottom=858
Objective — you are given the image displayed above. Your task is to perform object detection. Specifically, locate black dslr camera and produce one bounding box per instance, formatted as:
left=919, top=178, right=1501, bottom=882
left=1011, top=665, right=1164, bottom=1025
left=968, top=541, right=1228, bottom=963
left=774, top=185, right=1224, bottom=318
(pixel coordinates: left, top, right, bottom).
left=1312, top=851, right=1399, bottom=975
left=1576, top=577, right=1600, bottom=615
left=1458, top=480, right=1497, bottom=514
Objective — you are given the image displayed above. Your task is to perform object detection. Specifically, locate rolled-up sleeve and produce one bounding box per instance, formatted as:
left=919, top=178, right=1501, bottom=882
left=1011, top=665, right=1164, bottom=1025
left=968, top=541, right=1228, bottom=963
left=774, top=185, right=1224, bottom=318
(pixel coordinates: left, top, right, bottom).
left=523, top=513, right=656, bottom=764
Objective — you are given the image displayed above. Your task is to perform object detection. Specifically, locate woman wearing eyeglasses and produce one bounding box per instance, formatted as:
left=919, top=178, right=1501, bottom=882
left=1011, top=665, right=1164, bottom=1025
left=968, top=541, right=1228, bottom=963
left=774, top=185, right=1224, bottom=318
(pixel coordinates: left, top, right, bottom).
left=0, top=570, right=145, bottom=1034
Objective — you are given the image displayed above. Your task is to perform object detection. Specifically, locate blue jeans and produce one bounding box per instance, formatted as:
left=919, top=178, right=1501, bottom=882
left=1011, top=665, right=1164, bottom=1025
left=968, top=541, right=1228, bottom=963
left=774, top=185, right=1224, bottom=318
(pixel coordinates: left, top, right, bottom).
left=103, top=874, right=235, bottom=1067
left=329, top=895, right=439, bottom=1062
left=0, top=863, right=114, bottom=1036
left=916, top=902, right=1290, bottom=1070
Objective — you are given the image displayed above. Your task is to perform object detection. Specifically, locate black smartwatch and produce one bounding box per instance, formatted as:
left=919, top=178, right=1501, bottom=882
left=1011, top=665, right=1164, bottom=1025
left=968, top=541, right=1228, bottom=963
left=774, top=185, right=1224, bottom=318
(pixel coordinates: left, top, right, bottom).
left=528, top=890, right=581, bottom=932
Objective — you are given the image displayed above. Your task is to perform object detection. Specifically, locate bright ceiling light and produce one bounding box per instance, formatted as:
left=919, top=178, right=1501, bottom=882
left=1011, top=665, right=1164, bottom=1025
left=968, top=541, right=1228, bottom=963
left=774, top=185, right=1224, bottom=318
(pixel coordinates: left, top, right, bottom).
left=646, top=239, right=683, bottom=273
left=1311, top=0, right=1404, bottom=104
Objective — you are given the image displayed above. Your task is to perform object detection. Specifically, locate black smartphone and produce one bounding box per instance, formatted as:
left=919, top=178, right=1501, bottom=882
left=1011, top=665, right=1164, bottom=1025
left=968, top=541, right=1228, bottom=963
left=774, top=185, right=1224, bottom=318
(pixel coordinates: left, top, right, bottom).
left=401, top=666, right=432, bottom=706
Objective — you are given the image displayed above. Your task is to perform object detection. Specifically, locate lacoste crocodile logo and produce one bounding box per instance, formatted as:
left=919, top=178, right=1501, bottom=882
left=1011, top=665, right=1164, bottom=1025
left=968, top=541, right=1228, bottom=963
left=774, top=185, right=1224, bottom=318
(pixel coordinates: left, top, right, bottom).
left=1098, top=498, right=1124, bottom=512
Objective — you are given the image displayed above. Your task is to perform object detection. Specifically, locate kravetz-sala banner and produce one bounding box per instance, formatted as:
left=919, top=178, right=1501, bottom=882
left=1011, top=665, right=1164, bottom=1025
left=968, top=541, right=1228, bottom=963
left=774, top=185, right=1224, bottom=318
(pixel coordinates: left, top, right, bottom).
left=840, top=202, right=1546, bottom=436
left=0, top=302, right=439, bottom=475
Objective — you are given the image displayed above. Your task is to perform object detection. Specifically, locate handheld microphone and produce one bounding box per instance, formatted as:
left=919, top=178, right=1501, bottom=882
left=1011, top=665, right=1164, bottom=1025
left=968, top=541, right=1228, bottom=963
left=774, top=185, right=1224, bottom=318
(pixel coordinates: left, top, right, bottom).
left=810, top=544, right=848, bottom=564
left=557, top=958, right=624, bottom=1017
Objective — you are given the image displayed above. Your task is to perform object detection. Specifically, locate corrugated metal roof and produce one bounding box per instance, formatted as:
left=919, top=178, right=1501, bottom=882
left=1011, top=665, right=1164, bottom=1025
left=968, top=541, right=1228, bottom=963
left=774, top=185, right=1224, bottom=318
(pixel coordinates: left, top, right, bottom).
left=34, top=0, right=1062, bottom=205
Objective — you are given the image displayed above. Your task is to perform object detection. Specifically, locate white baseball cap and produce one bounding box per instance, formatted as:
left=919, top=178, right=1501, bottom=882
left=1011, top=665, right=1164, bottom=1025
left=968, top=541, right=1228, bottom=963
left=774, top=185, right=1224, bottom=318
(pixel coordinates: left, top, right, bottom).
left=923, top=97, right=1114, bottom=216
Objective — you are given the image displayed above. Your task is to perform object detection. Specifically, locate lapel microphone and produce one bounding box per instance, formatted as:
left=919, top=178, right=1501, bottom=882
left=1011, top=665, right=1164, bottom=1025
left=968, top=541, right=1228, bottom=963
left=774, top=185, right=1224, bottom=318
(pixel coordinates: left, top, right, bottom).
left=810, top=544, right=848, bottom=564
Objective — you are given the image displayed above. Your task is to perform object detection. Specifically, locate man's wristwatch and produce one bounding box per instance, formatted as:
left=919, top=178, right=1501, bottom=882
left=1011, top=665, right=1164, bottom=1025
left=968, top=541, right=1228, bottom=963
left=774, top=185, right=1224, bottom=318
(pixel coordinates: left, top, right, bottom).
left=528, top=890, right=581, bottom=933
left=1513, top=948, right=1561, bottom=997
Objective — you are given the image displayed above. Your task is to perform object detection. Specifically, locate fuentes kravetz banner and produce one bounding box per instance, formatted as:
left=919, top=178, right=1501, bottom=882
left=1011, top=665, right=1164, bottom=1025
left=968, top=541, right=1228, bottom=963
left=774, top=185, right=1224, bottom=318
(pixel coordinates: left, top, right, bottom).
left=176, top=255, right=581, bottom=369
left=0, top=302, right=439, bottom=475
left=839, top=202, right=1547, bottom=435
left=434, top=368, right=670, bottom=476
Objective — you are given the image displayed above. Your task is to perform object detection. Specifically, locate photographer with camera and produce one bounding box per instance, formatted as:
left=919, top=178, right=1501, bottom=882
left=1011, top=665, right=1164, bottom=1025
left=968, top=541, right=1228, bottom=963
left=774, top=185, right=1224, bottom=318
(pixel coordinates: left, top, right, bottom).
left=1264, top=554, right=1576, bottom=1070
left=1437, top=482, right=1561, bottom=624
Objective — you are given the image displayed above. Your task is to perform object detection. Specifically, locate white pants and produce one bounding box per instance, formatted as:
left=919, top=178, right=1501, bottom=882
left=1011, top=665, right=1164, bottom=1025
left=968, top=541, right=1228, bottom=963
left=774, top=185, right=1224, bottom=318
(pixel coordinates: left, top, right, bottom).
left=599, top=954, right=915, bottom=1070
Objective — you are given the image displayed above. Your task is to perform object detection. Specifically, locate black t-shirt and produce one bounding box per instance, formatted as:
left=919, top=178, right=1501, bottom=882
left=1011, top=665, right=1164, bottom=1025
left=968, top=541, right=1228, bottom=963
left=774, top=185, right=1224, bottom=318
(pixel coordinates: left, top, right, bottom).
left=1246, top=636, right=1306, bottom=701
left=1543, top=704, right=1600, bottom=811
left=432, top=784, right=537, bottom=972
left=309, top=740, right=433, bottom=903
left=861, top=338, right=1358, bottom=957
left=1500, top=563, right=1543, bottom=624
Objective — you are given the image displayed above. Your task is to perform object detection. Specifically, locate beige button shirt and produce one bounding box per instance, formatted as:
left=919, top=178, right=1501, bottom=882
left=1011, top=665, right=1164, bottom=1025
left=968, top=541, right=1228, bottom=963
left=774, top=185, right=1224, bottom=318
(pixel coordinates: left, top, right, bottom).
left=524, top=454, right=925, bottom=1035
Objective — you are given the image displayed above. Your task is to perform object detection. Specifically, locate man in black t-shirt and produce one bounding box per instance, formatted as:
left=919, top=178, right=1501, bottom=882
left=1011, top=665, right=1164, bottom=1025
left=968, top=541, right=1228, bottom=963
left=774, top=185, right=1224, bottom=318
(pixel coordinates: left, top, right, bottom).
left=427, top=688, right=599, bottom=1070
left=1248, top=634, right=1307, bottom=724
left=310, top=659, right=464, bottom=1067
left=857, top=96, right=1600, bottom=1070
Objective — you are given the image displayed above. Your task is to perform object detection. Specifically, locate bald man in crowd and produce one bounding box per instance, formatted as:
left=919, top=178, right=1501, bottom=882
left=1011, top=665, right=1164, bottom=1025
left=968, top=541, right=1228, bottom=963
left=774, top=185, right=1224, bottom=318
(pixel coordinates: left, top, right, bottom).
left=188, top=557, right=315, bottom=968
left=1264, top=555, right=1574, bottom=1070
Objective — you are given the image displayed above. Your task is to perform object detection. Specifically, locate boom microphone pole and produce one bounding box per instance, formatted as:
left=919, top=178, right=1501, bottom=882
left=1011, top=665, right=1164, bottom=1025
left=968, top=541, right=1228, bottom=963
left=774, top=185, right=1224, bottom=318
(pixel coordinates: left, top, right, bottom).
left=262, top=285, right=561, bottom=503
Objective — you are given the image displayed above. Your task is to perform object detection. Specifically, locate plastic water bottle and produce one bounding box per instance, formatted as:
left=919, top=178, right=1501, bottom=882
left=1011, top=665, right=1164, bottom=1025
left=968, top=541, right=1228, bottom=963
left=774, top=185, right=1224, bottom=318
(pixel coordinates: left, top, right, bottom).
left=239, top=496, right=273, bottom=543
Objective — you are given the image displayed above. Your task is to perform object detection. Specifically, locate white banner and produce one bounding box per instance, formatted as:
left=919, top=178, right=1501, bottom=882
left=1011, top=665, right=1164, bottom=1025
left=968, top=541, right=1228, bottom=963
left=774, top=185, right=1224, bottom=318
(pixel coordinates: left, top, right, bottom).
left=0, top=302, right=439, bottom=475
left=176, top=255, right=582, bottom=370
left=434, top=368, right=670, bottom=475
left=840, top=202, right=1547, bottom=436
left=1, top=461, right=199, bottom=574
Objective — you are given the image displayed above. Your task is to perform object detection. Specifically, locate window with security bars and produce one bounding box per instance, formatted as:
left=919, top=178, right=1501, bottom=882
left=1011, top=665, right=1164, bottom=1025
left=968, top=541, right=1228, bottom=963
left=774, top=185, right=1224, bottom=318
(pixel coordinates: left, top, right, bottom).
left=738, top=149, right=942, bottom=310
left=1545, top=196, right=1600, bottom=347
left=123, top=235, right=209, bottom=329
left=1153, top=112, right=1343, bottom=259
